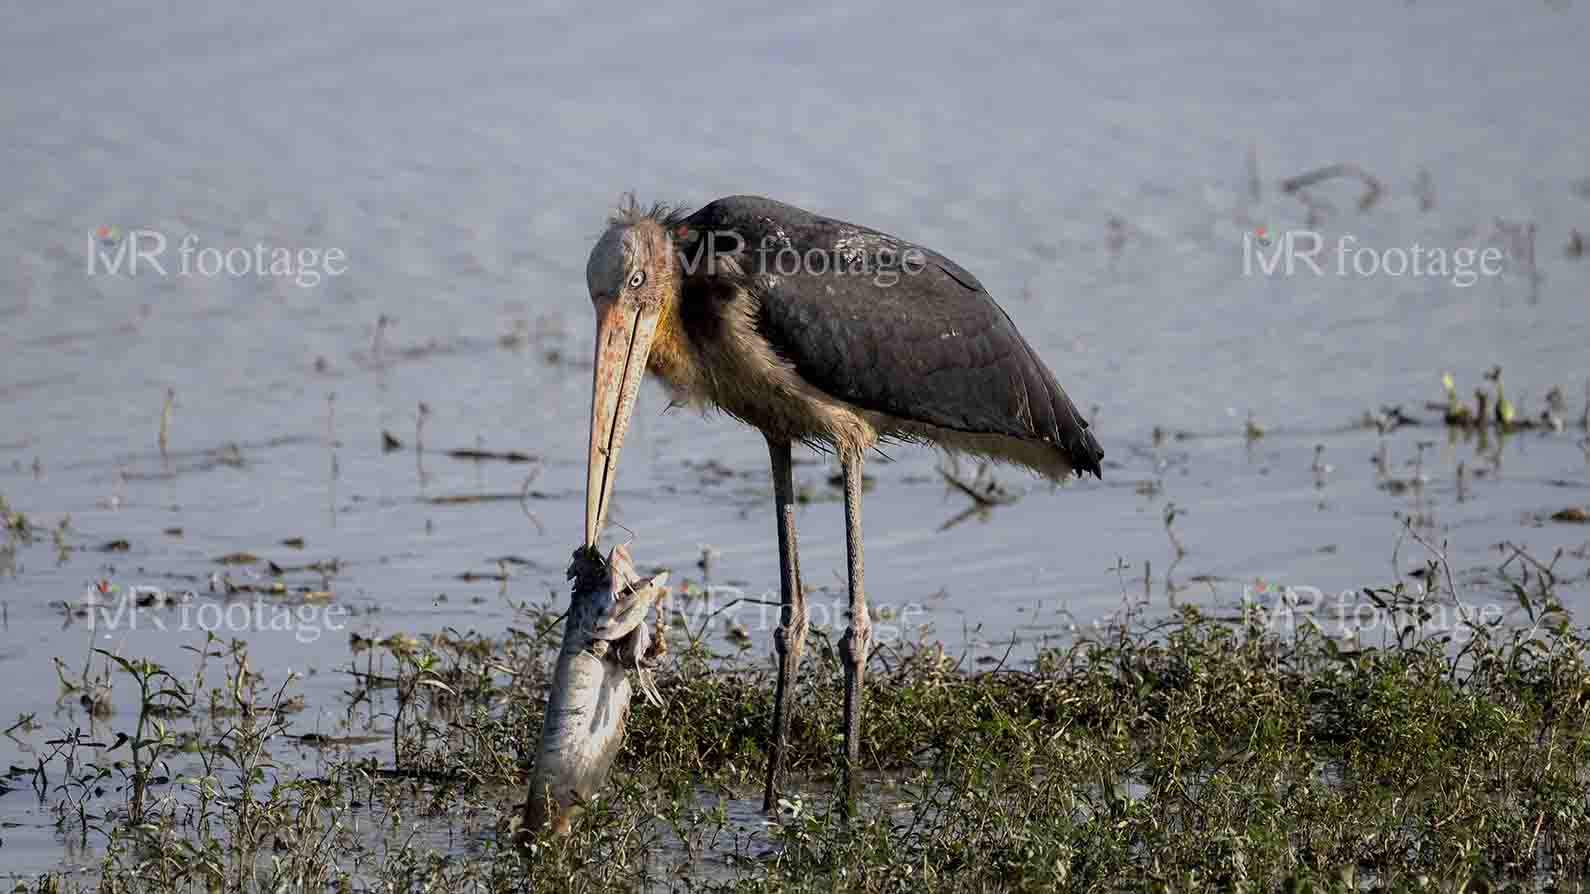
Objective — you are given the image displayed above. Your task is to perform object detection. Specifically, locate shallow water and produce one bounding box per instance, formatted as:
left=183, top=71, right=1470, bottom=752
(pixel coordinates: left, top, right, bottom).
left=3, top=0, right=1590, bottom=877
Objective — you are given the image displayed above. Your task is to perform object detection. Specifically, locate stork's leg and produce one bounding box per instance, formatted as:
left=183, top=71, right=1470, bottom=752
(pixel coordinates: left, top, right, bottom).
left=763, top=436, right=807, bottom=812
left=839, top=449, right=871, bottom=813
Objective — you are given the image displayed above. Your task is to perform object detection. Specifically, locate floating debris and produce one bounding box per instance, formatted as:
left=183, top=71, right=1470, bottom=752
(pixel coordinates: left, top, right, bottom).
left=1311, top=444, right=1333, bottom=488
left=1369, top=405, right=1422, bottom=432
left=129, top=585, right=192, bottom=609
left=457, top=570, right=509, bottom=582
left=1164, top=502, right=1187, bottom=558
left=938, top=460, right=1020, bottom=507
left=1281, top=162, right=1383, bottom=213
left=443, top=447, right=535, bottom=463
left=64, top=581, right=195, bottom=617
left=1244, top=413, right=1266, bottom=440
left=293, top=732, right=385, bottom=748
left=264, top=558, right=339, bottom=576
left=380, top=430, right=535, bottom=462
left=1414, top=167, right=1436, bottom=212
left=158, top=388, right=175, bottom=458
left=421, top=492, right=539, bottom=505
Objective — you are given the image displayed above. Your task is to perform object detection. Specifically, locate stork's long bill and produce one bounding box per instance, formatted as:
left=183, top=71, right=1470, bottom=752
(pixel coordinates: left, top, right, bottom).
left=585, top=292, right=661, bottom=546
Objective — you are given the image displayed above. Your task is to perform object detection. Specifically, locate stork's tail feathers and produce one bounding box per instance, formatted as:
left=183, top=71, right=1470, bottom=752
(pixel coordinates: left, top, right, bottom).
left=1015, top=336, right=1102, bottom=480
left=1070, top=423, right=1105, bottom=479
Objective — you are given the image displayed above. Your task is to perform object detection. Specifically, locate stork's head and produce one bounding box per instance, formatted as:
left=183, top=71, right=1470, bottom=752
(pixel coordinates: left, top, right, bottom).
left=583, top=204, right=682, bottom=547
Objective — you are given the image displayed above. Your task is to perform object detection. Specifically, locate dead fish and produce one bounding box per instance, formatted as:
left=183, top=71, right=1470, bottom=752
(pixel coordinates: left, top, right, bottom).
left=524, top=544, right=668, bottom=836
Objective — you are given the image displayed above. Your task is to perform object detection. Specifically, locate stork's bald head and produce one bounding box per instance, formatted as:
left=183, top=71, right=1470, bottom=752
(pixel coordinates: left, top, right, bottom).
left=585, top=201, right=683, bottom=304
left=581, top=200, right=684, bottom=547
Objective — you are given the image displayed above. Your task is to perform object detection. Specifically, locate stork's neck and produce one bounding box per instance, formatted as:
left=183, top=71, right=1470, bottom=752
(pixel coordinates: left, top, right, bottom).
left=644, top=278, right=709, bottom=402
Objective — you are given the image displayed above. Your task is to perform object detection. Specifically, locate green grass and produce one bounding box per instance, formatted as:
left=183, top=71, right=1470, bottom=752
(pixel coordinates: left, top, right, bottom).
left=12, top=554, right=1590, bottom=893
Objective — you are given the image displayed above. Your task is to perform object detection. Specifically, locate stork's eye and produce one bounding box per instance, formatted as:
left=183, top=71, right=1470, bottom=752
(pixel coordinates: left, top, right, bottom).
left=627, top=270, right=646, bottom=290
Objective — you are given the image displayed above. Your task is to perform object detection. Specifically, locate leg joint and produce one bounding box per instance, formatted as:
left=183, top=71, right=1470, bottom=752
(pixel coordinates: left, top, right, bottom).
left=773, top=608, right=809, bottom=656
left=839, top=616, right=870, bottom=665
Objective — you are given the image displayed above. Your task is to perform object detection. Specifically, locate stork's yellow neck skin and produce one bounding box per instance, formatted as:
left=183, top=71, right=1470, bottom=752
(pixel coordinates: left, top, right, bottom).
left=644, top=289, right=700, bottom=398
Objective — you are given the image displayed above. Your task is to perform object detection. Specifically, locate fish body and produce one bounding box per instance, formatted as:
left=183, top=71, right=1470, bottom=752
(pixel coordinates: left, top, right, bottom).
left=525, top=544, right=667, bottom=835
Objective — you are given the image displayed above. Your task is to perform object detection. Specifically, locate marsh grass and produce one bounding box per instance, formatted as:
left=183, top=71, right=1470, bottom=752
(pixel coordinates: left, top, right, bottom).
left=14, top=551, right=1590, bottom=893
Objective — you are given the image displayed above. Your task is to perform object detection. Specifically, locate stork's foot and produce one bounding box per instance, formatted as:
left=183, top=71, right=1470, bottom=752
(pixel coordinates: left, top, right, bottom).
left=839, top=616, right=870, bottom=812
left=764, top=615, right=808, bottom=810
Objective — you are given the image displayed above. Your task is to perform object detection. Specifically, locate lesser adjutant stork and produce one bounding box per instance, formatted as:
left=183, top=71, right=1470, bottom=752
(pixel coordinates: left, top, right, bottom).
left=580, top=195, right=1102, bottom=810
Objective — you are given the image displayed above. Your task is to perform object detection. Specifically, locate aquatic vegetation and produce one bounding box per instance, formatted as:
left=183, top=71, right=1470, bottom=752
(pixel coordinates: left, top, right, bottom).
left=1440, top=372, right=1473, bottom=427
left=1433, top=367, right=1586, bottom=434
left=1488, top=366, right=1517, bottom=430
left=11, top=538, right=1590, bottom=892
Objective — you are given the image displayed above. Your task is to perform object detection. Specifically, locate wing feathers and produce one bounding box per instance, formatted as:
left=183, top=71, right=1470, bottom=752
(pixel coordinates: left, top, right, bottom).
left=683, top=195, right=1102, bottom=478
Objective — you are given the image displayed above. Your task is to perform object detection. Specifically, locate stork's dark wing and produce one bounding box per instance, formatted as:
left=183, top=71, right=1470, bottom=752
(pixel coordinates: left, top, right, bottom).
left=682, top=195, right=1102, bottom=477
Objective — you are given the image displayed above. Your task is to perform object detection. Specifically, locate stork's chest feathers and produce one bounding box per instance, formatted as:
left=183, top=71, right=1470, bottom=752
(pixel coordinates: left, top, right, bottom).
left=646, top=284, right=875, bottom=450
left=645, top=324, right=703, bottom=400
left=649, top=284, right=757, bottom=403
